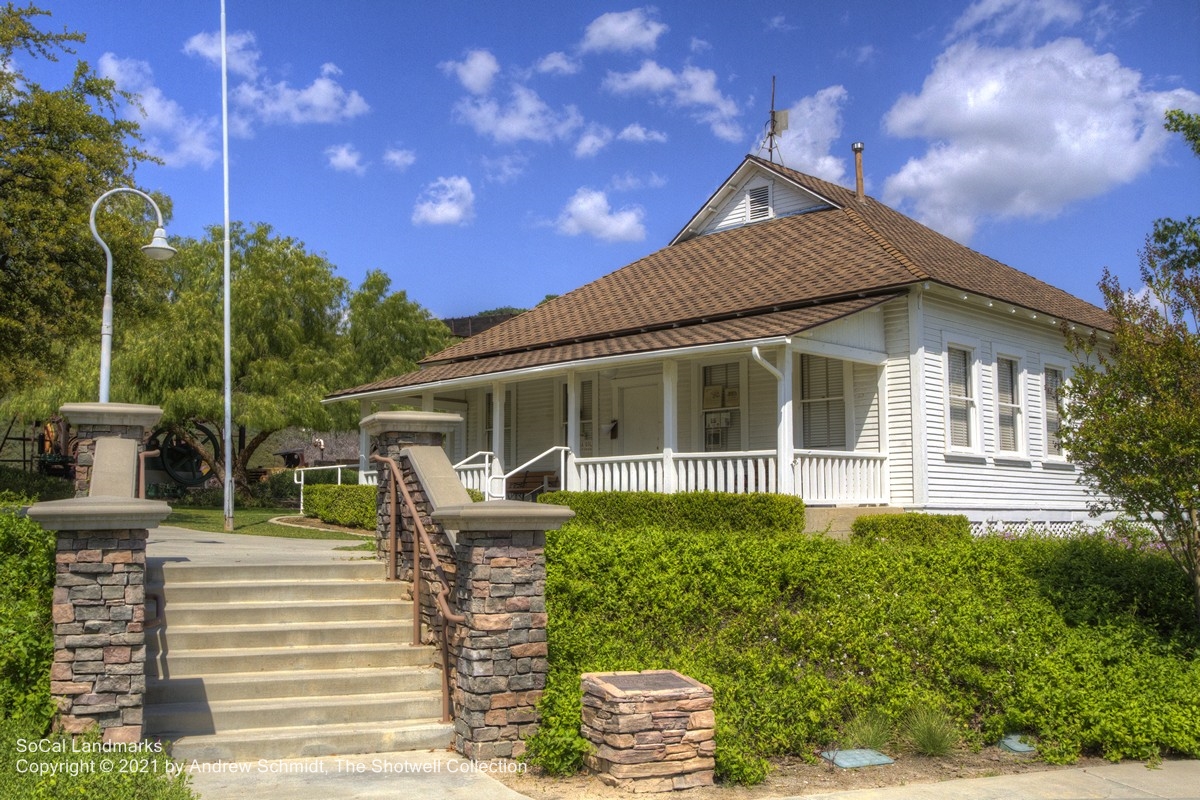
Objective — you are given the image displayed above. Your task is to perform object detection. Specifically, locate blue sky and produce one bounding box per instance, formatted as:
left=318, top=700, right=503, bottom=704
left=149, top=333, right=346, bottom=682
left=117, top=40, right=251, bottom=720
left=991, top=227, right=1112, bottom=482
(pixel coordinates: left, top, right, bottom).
left=21, top=0, right=1200, bottom=317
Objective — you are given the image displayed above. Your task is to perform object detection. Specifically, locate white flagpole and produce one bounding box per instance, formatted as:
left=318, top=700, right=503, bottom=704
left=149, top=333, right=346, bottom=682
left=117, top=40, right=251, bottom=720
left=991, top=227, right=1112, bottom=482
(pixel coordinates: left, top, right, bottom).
left=221, top=0, right=235, bottom=531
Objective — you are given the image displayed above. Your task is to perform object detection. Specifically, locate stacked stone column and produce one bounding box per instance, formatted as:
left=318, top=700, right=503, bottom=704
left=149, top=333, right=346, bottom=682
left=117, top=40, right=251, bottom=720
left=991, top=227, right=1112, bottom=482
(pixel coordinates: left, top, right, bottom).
left=59, top=403, right=162, bottom=497
left=433, top=502, right=573, bottom=760
left=28, top=497, right=171, bottom=742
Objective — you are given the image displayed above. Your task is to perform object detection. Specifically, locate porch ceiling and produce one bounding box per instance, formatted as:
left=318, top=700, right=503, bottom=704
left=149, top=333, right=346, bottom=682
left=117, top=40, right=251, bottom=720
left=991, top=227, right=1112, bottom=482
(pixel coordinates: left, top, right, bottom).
left=327, top=293, right=899, bottom=400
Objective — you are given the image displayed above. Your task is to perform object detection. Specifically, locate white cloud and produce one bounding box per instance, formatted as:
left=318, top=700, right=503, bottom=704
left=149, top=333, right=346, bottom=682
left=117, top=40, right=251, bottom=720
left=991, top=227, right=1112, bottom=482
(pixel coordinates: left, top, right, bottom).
left=774, top=86, right=849, bottom=185
left=603, top=61, right=742, bottom=142
left=950, top=0, right=1083, bottom=43
left=184, top=30, right=369, bottom=133
left=535, top=51, right=580, bottom=76
left=482, top=153, right=528, bottom=183
left=182, top=30, right=261, bottom=79
left=617, top=123, right=668, bottom=143
left=412, top=176, right=475, bottom=226
left=574, top=124, right=614, bottom=158
left=98, top=53, right=219, bottom=168
left=580, top=8, right=668, bottom=54
left=556, top=188, right=646, bottom=242
left=766, top=15, right=798, bottom=32
left=383, top=147, right=417, bottom=171
left=232, top=67, right=369, bottom=126
left=882, top=38, right=1200, bottom=242
left=325, top=143, right=366, bottom=175
left=439, top=49, right=501, bottom=95
left=608, top=171, right=667, bottom=191
left=689, top=37, right=711, bottom=54
left=454, top=84, right=582, bottom=144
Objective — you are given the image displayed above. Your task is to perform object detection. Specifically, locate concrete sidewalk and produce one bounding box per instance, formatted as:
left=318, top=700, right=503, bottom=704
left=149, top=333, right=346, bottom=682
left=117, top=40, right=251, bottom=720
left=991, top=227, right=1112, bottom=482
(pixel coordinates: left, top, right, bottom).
left=147, top=524, right=362, bottom=569
left=787, top=759, right=1200, bottom=799
left=185, top=750, right=529, bottom=800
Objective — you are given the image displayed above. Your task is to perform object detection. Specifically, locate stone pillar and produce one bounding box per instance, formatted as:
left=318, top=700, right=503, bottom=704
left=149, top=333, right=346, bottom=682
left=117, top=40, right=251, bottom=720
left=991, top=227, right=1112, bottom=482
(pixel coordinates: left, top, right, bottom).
left=60, top=403, right=162, bottom=496
left=27, top=497, right=171, bottom=743
left=432, top=501, right=574, bottom=760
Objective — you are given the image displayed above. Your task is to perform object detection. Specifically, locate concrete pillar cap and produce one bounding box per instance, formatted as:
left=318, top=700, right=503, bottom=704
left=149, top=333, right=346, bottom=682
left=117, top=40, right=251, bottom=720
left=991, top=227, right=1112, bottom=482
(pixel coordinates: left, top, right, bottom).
left=27, top=496, right=172, bottom=531
left=361, top=410, right=462, bottom=437
left=59, top=402, right=163, bottom=430
left=433, top=500, right=573, bottom=532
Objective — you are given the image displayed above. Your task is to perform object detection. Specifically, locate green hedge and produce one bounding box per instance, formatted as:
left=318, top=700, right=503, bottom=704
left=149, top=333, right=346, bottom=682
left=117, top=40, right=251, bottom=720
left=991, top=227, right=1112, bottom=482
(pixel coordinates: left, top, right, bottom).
left=538, top=491, right=806, bottom=533
left=525, top=518, right=1200, bottom=784
left=850, top=512, right=971, bottom=545
left=304, top=484, right=376, bottom=529
left=0, top=510, right=55, bottom=731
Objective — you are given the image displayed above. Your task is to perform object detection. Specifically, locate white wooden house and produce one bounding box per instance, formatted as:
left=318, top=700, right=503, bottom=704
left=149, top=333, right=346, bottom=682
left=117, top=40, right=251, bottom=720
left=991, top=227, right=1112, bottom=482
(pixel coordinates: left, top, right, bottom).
left=328, top=154, right=1112, bottom=528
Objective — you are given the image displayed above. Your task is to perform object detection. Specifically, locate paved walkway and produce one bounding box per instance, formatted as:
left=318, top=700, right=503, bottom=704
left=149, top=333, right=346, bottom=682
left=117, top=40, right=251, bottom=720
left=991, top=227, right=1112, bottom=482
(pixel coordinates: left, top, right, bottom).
left=150, top=527, right=1200, bottom=800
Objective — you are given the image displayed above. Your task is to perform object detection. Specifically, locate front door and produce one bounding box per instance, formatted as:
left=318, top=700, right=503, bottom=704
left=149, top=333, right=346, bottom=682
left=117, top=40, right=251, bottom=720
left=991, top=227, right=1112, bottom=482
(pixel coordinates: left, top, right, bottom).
left=617, top=381, right=662, bottom=455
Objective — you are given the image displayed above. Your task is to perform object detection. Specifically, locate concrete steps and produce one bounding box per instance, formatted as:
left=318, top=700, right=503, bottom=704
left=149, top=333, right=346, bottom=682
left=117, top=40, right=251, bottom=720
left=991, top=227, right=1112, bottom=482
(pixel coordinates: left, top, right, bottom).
left=145, top=560, right=453, bottom=762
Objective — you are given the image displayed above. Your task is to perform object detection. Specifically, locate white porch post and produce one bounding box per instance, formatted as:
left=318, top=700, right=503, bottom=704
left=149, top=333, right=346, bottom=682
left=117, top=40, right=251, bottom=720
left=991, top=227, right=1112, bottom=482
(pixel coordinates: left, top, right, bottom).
left=489, top=381, right=507, bottom=499
left=358, top=399, right=370, bottom=477
left=566, top=371, right=579, bottom=491
left=421, top=393, right=435, bottom=412
left=777, top=346, right=795, bottom=495
left=662, top=360, right=678, bottom=493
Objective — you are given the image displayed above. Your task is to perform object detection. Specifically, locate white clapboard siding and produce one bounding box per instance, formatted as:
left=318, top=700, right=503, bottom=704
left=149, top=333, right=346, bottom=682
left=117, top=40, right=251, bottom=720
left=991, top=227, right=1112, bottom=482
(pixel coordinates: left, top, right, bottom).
left=882, top=297, right=915, bottom=505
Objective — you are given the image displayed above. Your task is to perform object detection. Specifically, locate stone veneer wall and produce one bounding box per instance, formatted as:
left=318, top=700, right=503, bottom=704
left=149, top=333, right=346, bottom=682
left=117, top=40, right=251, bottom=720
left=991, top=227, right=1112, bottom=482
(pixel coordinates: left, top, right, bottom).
left=28, top=497, right=170, bottom=744
left=433, top=502, right=572, bottom=761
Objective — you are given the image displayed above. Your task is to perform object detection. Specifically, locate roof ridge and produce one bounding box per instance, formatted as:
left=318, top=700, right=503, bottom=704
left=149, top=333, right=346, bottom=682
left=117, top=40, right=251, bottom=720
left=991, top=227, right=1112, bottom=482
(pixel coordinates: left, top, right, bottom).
left=840, top=203, right=930, bottom=281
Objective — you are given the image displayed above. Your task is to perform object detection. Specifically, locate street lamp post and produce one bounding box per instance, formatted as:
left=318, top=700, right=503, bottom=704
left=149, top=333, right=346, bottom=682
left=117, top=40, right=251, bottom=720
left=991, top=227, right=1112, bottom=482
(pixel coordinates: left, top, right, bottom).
left=89, top=187, right=176, bottom=403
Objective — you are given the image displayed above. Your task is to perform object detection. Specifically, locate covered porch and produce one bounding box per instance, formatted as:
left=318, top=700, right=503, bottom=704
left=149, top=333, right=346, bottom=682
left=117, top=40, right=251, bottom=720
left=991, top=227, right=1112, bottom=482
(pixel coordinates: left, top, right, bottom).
left=360, top=323, right=892, bottom=506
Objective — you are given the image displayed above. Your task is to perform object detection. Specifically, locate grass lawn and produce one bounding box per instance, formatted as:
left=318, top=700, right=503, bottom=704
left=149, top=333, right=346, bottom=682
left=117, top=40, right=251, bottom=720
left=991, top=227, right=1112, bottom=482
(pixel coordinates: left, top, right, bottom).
left=165, top=506, right=365, bottom=541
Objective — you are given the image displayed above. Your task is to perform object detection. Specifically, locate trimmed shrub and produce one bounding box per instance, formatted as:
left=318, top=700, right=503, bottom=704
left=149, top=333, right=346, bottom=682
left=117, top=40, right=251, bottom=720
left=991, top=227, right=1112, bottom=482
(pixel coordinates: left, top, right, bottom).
left=538, top=491, right=806, bottom=534
left=0, top=509, right=55, bottom=732
left=850, top=512, right=971, bottom=545
left=526, top=521, right=1200, bottom=783
left=304, top=484, right=375, bottom=529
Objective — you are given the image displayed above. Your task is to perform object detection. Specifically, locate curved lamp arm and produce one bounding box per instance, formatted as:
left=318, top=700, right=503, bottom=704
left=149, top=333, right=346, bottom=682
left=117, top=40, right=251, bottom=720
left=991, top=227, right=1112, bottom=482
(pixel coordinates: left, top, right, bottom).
left=90, top=187, right=176, bottom=403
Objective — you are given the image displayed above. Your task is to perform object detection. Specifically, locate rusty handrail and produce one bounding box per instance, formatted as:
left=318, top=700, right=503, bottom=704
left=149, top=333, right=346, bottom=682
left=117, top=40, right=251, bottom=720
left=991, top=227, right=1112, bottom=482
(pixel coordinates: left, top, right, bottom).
left=371, top=454, right=464, bottom=723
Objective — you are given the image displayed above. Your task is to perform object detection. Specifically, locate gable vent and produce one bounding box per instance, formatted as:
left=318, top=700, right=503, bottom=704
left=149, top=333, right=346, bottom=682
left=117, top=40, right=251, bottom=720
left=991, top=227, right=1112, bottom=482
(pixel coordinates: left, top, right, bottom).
left=747, top=185, right=771, bottom=221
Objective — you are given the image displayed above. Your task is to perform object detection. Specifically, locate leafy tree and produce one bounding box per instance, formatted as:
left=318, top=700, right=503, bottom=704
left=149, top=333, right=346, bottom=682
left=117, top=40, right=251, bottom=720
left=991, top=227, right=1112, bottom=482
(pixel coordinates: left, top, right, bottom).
left=119, top=222, right=349, bottom=489
left=1063, top=109, right=1200, bottom=626
left=0, top=3, right=164, bottom=396
left=341, top=269, right=452, bottom=388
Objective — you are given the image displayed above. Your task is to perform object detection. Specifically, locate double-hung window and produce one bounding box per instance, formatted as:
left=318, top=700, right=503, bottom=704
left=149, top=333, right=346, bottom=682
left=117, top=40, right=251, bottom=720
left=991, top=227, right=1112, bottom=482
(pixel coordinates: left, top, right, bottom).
left=799, top=355, right=847, bottom=449
left=947, top=347, right=975, bottom=450
left=996, top=357, right=1022, bottom=453
left=1043, top=367, right=1064, bottom=457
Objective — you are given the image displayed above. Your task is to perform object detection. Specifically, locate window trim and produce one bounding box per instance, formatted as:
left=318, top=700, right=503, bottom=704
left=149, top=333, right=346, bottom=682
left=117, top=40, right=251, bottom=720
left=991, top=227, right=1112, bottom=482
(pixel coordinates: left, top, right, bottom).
left=1042, top=363, right=1068, bottom=461
left=796, top=353, right=851, bottom=450
left=994, top=354, right=1025, bottom=455
left=943, top=339, right=981, bottom=454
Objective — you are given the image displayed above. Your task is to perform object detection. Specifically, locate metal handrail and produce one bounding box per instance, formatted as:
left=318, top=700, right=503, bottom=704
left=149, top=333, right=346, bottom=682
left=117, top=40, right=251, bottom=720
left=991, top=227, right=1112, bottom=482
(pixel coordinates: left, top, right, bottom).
left=487, top=445, right=570, bottom=500
left=453, top=450, right=495, bottom=469
left=370, top=454, right=464, bottom=724
left=292, top=464, right=356, bottom=512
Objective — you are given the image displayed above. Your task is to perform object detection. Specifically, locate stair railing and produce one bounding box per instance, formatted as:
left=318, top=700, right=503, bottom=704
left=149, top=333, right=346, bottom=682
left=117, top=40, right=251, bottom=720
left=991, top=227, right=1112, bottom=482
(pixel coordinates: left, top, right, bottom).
left=370, top=454, right=465, bottom=724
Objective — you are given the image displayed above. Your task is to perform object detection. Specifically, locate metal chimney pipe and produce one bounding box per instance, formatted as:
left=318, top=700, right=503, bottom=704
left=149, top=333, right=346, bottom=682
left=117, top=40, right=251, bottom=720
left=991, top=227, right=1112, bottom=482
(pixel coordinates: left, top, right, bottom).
left=852, top=142, right=865, bottom=203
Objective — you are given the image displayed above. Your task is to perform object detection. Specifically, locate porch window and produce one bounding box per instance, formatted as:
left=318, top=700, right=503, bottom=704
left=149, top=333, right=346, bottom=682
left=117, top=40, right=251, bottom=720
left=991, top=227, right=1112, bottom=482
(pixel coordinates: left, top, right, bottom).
left=947, top=347, right=975, bottom=449
left=561, top=379, right=594, bottom=457
left=799, top=354, right=846, bottom=449
left=702, top=363, right=741, bottom=452
left=997, top=357, right=1022, bottom=452
left=1044, top=367, right=1064, bottom=457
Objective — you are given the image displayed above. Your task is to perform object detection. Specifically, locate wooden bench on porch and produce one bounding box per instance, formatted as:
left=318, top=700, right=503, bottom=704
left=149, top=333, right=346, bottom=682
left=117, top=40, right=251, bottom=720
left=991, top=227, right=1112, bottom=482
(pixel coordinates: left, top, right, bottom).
left=506, top=470, right=560, bottom=500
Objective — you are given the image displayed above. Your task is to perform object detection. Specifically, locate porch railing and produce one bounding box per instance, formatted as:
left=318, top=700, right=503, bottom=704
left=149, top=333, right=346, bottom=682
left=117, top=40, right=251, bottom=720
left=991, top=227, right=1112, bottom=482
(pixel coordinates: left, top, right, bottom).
left=452, top=451, right=495, bottom=496
left=571, top=449, right=887, bottom=505
left=792, top=450, right=888, bottom=505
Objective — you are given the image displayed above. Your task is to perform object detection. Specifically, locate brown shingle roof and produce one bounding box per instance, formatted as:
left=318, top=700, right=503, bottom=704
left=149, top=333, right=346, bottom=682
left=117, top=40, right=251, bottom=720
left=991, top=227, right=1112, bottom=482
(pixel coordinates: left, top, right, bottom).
left=329, top=156, right=1111, bottom=401
left=326, top=295, right=897, bottom=399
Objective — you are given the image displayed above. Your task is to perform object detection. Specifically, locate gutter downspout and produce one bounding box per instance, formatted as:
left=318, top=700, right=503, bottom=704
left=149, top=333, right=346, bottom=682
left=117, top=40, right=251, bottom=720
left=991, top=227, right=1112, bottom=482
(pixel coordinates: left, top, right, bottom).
left=751, top=344, right=795, bottom=495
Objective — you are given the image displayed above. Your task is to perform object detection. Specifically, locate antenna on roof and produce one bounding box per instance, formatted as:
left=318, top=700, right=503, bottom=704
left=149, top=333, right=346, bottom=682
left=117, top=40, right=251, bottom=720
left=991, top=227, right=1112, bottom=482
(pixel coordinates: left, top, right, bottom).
left=757, top=76, right=788, bottom=165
